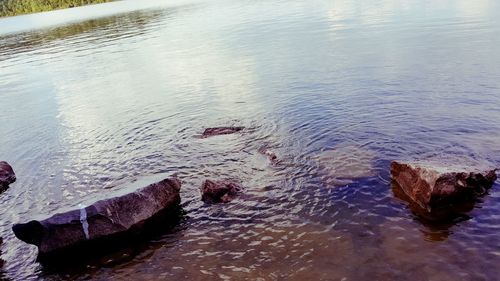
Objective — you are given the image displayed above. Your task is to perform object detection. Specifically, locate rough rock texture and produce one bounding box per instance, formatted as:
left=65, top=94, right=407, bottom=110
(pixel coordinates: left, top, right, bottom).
left=391, top=180, right=478, bottom=223
left=202, top=126, right=244, bottom=138
left=201, top=179, right=241, bottom=203
left=0, top=161, right=16, bottom=189
left=12, top=177, right=181, bottom=257
left=391, top=161, right=497, bottom=210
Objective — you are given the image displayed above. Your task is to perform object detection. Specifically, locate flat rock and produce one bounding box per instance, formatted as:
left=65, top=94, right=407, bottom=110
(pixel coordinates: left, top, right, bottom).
left=202, top=126, right=244, bottom=138
left=12, top=176, right=181, bottom=258
left=391, top=160, right=497, bottom=210
left=201, top=179, right=241, bottom=203
left=0, top=161, right=16, bottom=189
left=314, top=143, right=377, bottom=185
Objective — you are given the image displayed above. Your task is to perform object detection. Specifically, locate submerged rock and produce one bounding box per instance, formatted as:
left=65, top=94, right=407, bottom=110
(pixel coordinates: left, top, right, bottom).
left=201, top=179, right=241, bottom=203
left=390, top=160, right=497, bottom=210
left=12, top=177, right=181, bottom=259
left=314, top=143, right=377, bottom=185
left=258, top=147, right=279, bottom=164
left=202, top=126, right=244, bottom=138
left=0, top=161, right=16, bottom=190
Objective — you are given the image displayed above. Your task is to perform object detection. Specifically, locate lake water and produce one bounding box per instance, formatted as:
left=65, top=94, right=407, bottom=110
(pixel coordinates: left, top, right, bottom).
left=1, top=0, right=500, bottom=279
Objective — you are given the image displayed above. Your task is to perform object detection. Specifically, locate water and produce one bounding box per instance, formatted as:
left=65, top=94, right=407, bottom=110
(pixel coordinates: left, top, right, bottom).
left=1, top=0, right=500, bottom=279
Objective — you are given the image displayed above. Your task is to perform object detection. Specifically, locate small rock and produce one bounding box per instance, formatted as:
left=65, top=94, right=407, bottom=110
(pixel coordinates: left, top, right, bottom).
left=201, top=179, right=241, bottom=203
left=0, top=161, right=16, bottom=189
left=202, top=127, right=244, bottom=138
left=258, top=147, right=278, bottom=164
left=12, top=176, right=181, bottom=259
left=390, top=160, right=497, bottom=210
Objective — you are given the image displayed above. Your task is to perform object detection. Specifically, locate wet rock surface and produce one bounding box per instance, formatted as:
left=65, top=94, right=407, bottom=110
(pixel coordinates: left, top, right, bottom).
left=390, top=160, right=497, bottom=211
left=201, top=179, right=241, bottom=203
left=202, top=126, right=244, bottom=138
left=12, top=177, right=181, bottom=260
left=0, top=161, right=16, bottom=190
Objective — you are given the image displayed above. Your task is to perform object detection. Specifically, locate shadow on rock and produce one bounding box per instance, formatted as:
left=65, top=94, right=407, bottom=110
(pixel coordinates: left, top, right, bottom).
left=12, top=176, right=184, bottom=270
left=391, top=181, right=478, bottom=241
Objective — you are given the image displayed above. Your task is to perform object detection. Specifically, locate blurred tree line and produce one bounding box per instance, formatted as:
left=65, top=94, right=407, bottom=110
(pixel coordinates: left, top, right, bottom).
left=0, top=0, right=113, bottom=17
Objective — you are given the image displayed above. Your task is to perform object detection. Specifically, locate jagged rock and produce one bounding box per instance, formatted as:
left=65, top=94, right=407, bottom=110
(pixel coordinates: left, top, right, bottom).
left=12, top=176, right=181, bottom=259
left=0, top=161, right=16, bottom=189
left=390, top=160, right=497, bottom=210
left=202, top=126, right=244, bottom=138
left=201, top=179, right=241, bottom=203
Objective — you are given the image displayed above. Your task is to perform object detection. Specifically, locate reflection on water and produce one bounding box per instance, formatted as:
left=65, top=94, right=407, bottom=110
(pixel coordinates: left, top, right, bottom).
left=0, top=0, right=500, bottom=279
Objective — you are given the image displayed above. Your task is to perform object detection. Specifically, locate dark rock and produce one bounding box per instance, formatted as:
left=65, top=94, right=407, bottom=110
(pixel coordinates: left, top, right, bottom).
left=392, top=180, right=476, bottom=223
left=202, top=126, right=244, bottom=138
left=0, top=161, right=16, bottom=189
left=0, top=237, right=3, bottom=268
left=390, top=160, right=497, bottom=211
left=12, top=177, right=181, bottom=259
left=201, top=179, right=241, bottom=203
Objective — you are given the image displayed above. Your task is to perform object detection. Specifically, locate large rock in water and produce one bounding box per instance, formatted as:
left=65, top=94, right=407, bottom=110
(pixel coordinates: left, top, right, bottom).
left=12, top=176, right=181, bottom=260
left=201, top=179, right=241, bottom=203
left=391, top=161, right=497, bottom=210
left=202, top=126, right=244, bottom=138
left=0, top=161, right=16, bottom=189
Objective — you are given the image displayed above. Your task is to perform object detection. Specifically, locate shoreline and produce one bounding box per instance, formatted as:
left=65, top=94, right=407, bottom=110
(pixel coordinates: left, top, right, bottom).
left=0, top=0, right=114, bottom=18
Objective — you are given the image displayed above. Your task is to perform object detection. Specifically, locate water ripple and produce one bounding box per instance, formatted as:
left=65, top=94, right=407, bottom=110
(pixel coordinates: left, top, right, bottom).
left=1, top=0, right=500, bottom=280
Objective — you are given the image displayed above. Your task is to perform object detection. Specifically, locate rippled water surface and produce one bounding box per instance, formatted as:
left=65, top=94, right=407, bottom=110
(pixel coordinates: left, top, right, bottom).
left=1, top=0, right=500, bottom=279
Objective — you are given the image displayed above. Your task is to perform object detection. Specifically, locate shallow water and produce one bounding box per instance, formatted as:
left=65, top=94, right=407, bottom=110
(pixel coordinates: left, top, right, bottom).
left=1, top=0, right=500, bottom=279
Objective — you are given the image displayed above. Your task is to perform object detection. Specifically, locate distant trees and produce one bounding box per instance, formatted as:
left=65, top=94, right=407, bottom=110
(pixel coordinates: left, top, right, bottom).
left=0, top=0, right=113, bottom=17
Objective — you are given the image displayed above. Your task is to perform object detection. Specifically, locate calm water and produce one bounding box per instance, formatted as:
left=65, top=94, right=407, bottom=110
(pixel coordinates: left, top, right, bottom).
left=1, top=0, right=500, bottom=279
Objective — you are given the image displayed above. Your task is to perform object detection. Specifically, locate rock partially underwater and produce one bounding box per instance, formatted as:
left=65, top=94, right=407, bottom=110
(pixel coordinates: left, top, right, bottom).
left=314, top=144, right=377, bottom=185
left=201, top=179, right=241, bottom=203
left=12, top=176, right=181, bottom=261
left=0, top=237, right=4, bottom=268
left=202, top=126, right=244, bottom=138
left=391, top=160, right=497, bottom=213
left=0, top=161, right=16, bottom=191
left=258, top=147, right=279, bottom=164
